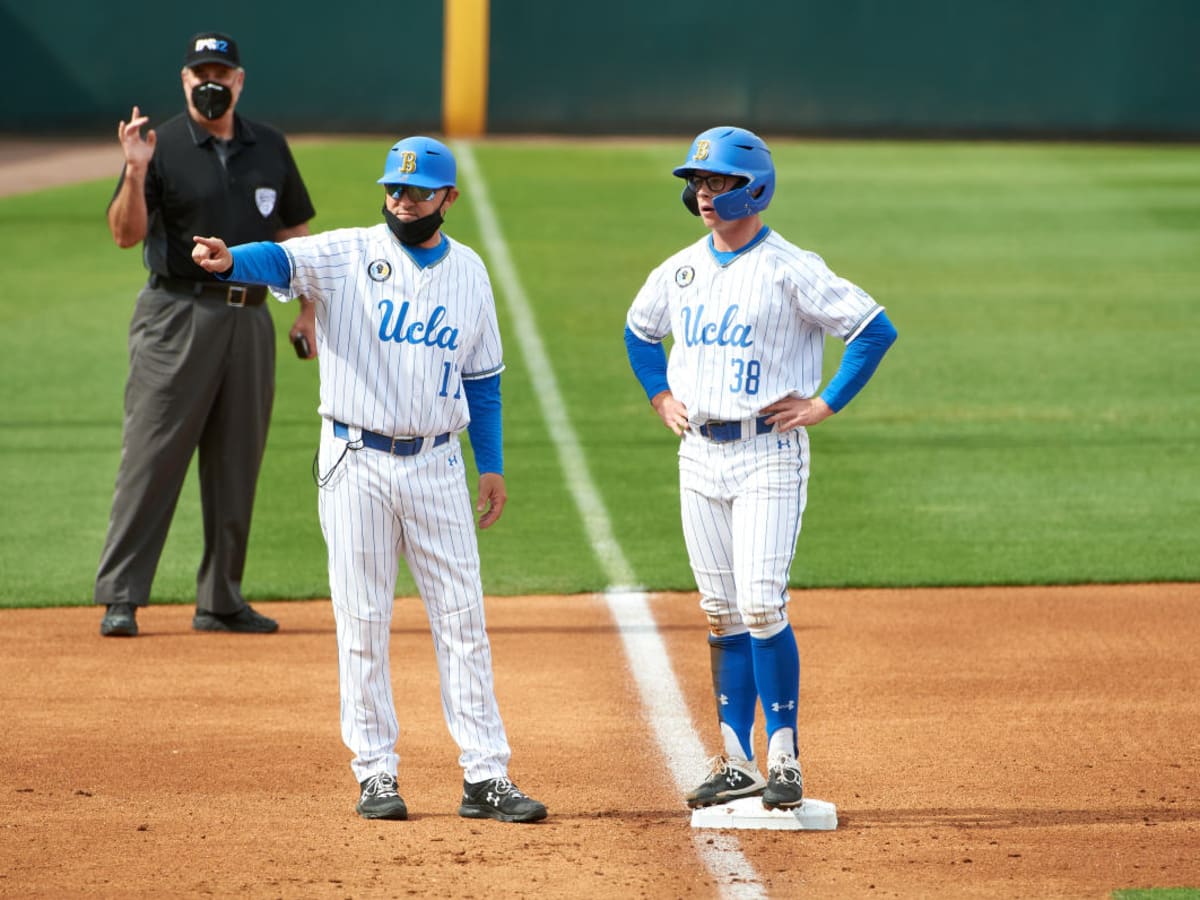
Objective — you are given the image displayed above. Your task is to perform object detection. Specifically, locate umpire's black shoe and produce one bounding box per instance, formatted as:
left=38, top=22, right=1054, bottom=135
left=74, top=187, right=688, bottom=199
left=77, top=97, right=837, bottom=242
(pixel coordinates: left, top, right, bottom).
left=192, top=604, right=278, bottom=634
left=458, top=776, right=547, bottom=823
left=356, top=773, right=408, bottom=820
left=100, top=603, right=138, bottom=637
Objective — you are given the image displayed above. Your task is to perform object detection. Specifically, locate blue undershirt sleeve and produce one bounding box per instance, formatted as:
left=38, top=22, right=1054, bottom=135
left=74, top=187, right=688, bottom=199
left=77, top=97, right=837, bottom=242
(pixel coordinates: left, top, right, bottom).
left=463, top=374, right=503, bottom=475
left=624, top=326, right=671, bottom=401
left=218, top=241, right=292, bottom=291
left=818, top=310, right=898, bottom=413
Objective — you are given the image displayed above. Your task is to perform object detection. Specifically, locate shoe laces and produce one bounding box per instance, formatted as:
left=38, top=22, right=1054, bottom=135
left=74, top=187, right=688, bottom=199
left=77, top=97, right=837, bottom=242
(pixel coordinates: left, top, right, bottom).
left=364, top=773, right=399, bottom=798
left=484, top=776, right=526, bottom=798
left=706, top=754, right=754, bottom=778
left=768, top=755, right=802, bottom=784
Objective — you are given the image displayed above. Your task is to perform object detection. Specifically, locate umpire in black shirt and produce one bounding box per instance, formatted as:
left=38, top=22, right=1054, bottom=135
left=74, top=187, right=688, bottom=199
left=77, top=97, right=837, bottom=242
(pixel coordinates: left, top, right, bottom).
left=96, top=31, right=316, bottom=637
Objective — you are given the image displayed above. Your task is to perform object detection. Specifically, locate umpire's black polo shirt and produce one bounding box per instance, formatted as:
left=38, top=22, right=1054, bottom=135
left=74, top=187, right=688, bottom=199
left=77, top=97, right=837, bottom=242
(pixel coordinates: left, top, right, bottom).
left=111, top=112, right=315, bottom=283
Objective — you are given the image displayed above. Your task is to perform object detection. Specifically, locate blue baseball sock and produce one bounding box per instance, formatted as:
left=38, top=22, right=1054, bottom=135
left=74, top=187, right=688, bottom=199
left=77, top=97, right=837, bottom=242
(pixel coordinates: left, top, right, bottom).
left=751, top=625, right=800, bottom=757
left=708, top=631, right=757, bottom=760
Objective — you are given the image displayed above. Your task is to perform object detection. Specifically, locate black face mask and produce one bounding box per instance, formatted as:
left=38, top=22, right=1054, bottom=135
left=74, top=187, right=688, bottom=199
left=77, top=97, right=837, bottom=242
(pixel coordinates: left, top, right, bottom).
left=382, top=203, right=444, bottom=246
left=191, top=82, right=232, bottom=120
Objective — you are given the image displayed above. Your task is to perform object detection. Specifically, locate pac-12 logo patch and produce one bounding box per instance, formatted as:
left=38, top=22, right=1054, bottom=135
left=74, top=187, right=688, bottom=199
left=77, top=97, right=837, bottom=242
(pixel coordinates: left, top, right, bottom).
left=675, top=265, right=695, bottom=287
left=254, top=188, right=277, bottom=217
left=368, top=259, right=392, bottom=281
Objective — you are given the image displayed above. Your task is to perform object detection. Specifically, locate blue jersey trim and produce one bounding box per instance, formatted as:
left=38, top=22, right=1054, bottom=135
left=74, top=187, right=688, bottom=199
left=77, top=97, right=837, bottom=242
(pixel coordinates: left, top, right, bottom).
left=224, top=241, right=291, bottom=290
left=624, top=325, right=670, bottom=401
left=401, top=234, right=450, bottom=269
left=463, top=373, right=503, bottom=475
left=819, top=310, right=897, bottom=412
left=707, top=225, right=771, bottom=267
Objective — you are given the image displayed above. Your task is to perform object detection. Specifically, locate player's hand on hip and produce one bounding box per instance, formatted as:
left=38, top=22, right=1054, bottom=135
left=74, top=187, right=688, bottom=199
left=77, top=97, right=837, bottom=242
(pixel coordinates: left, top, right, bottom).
left=651, top=390, right=689, bottom=437
left=476, top=472, right=507, bottom=529
left=118, top=106, right=156, bottom=169
left=191, top=236, right=234, bottom=274
left=762, top=396, right=835, bottom=431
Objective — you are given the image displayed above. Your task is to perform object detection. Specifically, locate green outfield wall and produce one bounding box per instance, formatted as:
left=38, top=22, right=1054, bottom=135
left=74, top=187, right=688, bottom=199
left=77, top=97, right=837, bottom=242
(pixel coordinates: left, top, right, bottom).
left=3, top=0, right=1197, bottom=139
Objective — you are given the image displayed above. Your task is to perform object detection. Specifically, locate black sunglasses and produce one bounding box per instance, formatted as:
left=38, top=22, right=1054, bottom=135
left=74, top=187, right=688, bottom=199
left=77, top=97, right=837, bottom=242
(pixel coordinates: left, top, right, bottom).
left=385, top=184, right=439, bottom=202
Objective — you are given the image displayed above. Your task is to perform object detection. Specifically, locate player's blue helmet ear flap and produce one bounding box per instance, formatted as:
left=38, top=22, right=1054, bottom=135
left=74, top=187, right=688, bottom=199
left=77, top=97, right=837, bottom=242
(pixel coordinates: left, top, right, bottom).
left=672, top=126, right=775, bottom=220
left=377, top=136, right=457, bottom=190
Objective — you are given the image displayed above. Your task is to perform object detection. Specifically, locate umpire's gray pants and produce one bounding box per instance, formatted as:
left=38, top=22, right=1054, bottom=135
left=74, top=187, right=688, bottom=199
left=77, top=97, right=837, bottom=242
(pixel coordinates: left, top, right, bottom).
left=94, top=282, right=275, bottom=614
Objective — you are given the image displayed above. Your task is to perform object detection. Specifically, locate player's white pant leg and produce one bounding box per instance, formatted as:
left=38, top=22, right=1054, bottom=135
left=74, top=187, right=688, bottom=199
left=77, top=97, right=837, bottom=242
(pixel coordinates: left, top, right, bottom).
left=730, top=428, right=809, bottom=629
left=317, top=419, right=403, bottom=783
left=679, top=436, right=743, bottom=632
left=398, top=436, right=511, bottom=784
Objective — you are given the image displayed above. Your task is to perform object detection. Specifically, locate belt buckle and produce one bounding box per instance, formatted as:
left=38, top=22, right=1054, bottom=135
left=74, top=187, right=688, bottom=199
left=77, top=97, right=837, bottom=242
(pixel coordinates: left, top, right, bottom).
left=226, top=285, right=248, bottom=307
left=703, top=420, right=737, bottom=442
left=389, top=436, right=420, bottom=455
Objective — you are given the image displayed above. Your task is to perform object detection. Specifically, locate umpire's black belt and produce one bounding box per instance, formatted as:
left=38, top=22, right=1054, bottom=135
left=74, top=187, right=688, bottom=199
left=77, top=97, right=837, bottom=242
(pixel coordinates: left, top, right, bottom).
left=333, top=421, right=451, bottom=457
left=148, top=273, right=266, bottom=307
left=697, top=415, right=774, bottom=443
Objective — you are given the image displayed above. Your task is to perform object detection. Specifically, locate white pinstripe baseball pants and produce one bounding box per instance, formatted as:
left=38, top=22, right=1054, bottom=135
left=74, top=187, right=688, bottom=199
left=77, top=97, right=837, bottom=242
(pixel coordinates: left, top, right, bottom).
left=678, top=425, right=809, bottom=632
left=316, top=419, right=512, bottom=784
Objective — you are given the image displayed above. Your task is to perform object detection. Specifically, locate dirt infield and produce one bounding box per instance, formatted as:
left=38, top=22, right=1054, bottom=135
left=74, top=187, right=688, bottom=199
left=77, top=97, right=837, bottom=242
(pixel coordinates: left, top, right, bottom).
left=3, top=585, right=1198, bottom=898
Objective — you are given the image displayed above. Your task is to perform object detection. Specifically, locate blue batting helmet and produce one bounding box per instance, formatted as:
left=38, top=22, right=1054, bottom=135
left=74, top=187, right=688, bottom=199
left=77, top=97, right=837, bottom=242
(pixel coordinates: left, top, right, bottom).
left=672, top=126, right=775, bottom=219
left=377, top=136, right=456, bottom=189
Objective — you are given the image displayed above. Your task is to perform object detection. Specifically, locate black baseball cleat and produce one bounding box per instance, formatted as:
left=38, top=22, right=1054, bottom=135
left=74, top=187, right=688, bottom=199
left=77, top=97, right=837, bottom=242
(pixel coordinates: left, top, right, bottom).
left=100, top=603, right=138, bottom=637
left=686, top=755, right=767, bottom=809
left=192, top=604, right=279, bottom=633
left=356, top=773, right=408, bottom=820
left=458, top=776, right=547, bottom=823
left=762, top=754, right=804, bottom=810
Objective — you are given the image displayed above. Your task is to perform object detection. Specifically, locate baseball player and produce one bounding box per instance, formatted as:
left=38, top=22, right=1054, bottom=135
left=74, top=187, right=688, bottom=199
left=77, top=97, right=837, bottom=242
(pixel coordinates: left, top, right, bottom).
left=624, top=126, right=897, bottom=810
left=192, top=136, right=546, bottom=824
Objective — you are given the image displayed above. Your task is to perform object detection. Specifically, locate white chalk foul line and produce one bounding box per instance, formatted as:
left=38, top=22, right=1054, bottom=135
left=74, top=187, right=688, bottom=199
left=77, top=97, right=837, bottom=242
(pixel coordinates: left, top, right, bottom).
left=455, top=141, right=764, bottom=900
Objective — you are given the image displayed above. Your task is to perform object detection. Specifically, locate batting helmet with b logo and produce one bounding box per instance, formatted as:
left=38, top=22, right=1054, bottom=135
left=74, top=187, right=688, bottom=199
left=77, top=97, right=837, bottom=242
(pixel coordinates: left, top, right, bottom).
left=672, top=126, right=775, bottom=220
left=377, top=136, right=457, bottom=190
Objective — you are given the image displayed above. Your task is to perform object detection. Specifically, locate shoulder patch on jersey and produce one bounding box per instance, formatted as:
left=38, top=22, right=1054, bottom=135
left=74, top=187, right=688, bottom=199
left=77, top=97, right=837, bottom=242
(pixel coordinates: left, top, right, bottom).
left=675, top=265, right=695, bottom=287
left=368, top=259, right=392, bottom=282
left=255, top=187, right=277, bottom=217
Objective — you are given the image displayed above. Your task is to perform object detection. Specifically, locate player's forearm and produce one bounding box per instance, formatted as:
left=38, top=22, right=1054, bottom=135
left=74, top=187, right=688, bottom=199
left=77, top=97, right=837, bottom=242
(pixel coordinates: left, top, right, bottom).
left=818, top=310, right=898, bottom=412
left=218, top=241, right=292, bottom=290
left=107, top=166, right=149, bottom=248
left=624, top=325, right=670, bottom=401
left=463, top=374, right=503, bottom=475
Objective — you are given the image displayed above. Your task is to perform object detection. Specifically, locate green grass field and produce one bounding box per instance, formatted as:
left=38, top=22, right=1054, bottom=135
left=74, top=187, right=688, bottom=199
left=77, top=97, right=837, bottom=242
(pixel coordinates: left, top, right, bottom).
left=1, top=137, right=1198, bottom=606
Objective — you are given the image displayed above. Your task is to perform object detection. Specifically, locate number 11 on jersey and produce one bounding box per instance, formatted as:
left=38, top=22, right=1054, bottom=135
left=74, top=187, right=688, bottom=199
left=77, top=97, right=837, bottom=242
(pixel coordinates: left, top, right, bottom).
left=438, top=361, right=462, bottom=399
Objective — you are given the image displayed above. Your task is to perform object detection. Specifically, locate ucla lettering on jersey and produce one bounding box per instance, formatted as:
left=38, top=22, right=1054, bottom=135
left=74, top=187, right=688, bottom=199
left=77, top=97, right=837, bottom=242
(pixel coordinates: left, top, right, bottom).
left=680, top=304, right=754, bottom=348
left=377, top=299, right=461, bottom=349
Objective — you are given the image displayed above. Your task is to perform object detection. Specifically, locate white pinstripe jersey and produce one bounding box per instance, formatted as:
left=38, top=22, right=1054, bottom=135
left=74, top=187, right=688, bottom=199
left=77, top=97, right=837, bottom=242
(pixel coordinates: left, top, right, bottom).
left=626, top=229, right=883, bottom=424
left=278, top=225, right=504, bottom=437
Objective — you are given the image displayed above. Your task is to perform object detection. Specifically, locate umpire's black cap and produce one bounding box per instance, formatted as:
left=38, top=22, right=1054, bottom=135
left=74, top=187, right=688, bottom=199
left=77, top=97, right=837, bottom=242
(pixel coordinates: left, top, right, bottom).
left=184, top=32, right=240, bottom=68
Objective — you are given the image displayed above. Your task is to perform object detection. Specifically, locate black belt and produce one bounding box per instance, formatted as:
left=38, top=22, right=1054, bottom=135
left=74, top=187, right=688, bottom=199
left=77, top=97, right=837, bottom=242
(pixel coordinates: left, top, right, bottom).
left=147, top=274, right=266, bottom=307
left=697, top=415, right=774, bottom=443
left=333, top=421, right=451, bottom=457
